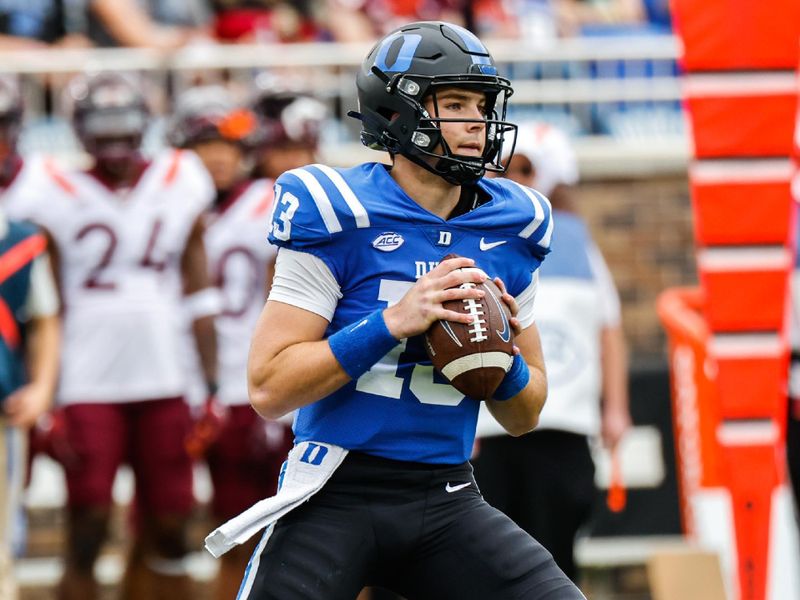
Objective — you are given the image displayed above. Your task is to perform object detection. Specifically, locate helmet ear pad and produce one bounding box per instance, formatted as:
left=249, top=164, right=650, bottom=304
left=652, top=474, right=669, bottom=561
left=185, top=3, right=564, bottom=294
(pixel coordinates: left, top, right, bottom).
left=357, top=75, right=430, bottom=152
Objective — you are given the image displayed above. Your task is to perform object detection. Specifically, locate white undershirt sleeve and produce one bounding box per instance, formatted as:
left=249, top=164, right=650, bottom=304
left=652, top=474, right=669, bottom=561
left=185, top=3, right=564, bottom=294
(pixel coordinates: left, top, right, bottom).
left=515, top=270, right=539, bottom=330
left=268, top=248, right=342, bottom=322
left=24, top=253, right=60, bottom=319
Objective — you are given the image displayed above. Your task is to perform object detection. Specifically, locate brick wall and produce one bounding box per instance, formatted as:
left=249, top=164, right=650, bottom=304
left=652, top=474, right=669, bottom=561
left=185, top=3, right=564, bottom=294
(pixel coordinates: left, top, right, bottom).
left=573, top=175, right=696, bottom=368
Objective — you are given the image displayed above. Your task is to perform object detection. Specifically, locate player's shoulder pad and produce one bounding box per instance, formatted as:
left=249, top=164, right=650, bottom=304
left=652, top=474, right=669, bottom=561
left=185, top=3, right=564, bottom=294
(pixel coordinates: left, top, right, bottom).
left=244, top=178, right=276, bottom=217
left=39, top=155, right=79, bottom=198
left=486, top=177, right=553, bottom=254
left=157, top=149, right=215, bottom=203
left=269, top=164, right=372, bottom=249
left=0, top=155, right=65, bottom=228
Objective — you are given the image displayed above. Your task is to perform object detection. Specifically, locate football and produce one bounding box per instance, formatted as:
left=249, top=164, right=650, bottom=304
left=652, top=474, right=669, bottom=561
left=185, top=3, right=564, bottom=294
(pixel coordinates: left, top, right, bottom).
left=424, top=261, right=515, bottom=400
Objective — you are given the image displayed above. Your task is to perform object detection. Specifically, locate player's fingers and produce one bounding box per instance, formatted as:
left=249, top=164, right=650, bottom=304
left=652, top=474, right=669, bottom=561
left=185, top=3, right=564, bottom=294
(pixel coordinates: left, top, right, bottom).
left=430, top=256, right=475, bottom=276
left=509, top=317, right=523, bottom=335
left=440, top=267, right=486, bottom=290
left=493, top=276, right=508, bottom=295
left=492, top=280, right=517, bottom=315
left=436, top=285, right=485, bottom=304
left=2, top=391, right=21, bottom=416
left=493, top=277, right=518, bottom=315
left=505, top=296, right=519, bottom=318
left=439, top=310, right=479, bottom=325
left=8, top=407, right=35, bottom=429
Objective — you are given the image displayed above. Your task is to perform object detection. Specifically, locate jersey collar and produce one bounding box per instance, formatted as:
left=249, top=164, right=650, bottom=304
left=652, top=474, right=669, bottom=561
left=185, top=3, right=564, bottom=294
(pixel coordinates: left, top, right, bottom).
left=373, top=163, right=501, bottom=224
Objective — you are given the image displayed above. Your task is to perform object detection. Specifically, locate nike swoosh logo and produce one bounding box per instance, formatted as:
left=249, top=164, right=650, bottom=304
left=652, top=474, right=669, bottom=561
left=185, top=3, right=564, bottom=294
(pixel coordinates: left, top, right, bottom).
left=349, top=319, right=368, bottom=333
left=479, top=238, right=507, bottom=251
left=486, top=288, right=511, bottom=343
left=445, top=482, right=472, bottom=493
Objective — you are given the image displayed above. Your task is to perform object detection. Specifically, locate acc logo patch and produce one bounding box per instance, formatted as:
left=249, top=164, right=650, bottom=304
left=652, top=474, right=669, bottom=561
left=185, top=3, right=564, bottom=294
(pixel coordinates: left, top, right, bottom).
left=372, top=232, right=404, bottom=252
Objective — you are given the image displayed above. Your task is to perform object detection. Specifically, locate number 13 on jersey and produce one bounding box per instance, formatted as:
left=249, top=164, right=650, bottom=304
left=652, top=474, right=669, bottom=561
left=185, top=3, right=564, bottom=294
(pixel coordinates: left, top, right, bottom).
left=271, top=184, right=300, bottom=242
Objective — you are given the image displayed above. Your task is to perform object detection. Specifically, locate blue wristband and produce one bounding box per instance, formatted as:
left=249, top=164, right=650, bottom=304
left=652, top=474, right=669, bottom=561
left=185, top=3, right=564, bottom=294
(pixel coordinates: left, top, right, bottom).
left=493, top=354, right=531, bottom=401
left=328, top=310, right=399, bottom=380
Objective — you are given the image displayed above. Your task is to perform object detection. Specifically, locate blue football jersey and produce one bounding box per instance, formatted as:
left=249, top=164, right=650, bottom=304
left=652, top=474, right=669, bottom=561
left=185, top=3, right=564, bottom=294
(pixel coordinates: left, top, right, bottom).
left=268, top=162, right=552, bottom=464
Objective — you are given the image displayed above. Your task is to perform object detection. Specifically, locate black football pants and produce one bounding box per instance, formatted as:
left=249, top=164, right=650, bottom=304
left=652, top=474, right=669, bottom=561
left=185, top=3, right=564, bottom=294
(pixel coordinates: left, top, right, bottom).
left=471, top=430, right=597, bottom=583
left=237, top=451, right=585, bottom=600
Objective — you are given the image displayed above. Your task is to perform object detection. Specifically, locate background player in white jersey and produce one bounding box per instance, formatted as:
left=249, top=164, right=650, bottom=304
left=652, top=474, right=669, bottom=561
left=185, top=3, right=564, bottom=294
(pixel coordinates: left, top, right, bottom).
left=0, top=73, right=61, bottom=600
left=4, top=72, right=218, bottom=600
left=473, top=122, right=631, bottom=582
left=250, top=75, right=329, bottom=182
left=168, top=84, right=303, bottom=600
left=230, top=21, right=585, bottom=600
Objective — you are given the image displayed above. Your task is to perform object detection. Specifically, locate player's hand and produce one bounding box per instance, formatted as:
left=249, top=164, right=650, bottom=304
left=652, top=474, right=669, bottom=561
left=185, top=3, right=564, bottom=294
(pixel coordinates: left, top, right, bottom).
left=493, top=276, right=523, bottom=355
left=383, top=256, right=487, bottom=340
left=601, top=405, right=631, bottom=450
left=185, top=396, right=228, bottom=460
left=3, top=382, right=53, bottom=429
left=492, top=276, right=522, bottom=334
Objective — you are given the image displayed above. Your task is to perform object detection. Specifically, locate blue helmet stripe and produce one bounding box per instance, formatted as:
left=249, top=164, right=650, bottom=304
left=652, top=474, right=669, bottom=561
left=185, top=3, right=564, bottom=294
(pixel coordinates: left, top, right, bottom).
left=447, top=24, right=492, bottom=66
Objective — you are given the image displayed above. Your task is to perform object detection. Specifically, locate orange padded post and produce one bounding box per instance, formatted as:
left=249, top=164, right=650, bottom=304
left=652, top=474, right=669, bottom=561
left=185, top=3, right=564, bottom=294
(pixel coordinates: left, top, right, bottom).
left=690, top=162, right=794, bottom=246
left=671, top=0, right=800, bottom=71
left=696, top=248, right=792, bottom=333
left=711, top=339, right=790, bottom=421
left=683, top=75, right=798, bottom=159
left=664, top=2, right=800, bottom=598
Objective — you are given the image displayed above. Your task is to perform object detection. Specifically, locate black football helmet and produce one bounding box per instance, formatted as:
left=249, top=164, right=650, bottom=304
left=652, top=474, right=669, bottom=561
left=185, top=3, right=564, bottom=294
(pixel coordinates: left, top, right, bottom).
left=168, top=85, right=260, bottom=149
left=349, top=21, right=516, bottom=185
left=251, top=74, right=327, bottom=149
left=68, top=72, right=150, bottom=170
left=0, top=74, right=23, bottom=180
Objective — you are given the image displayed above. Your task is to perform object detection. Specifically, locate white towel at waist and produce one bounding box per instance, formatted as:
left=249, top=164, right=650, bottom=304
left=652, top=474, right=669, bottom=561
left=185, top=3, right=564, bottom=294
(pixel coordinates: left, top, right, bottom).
left=204, top=440, right=348, bottom=558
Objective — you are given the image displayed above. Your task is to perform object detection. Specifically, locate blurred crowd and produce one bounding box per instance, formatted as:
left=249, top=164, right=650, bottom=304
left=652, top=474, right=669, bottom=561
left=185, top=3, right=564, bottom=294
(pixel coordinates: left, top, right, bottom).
left=0, top=0, right=679, bottom=150
left=0, top=0, right=671, bottom=51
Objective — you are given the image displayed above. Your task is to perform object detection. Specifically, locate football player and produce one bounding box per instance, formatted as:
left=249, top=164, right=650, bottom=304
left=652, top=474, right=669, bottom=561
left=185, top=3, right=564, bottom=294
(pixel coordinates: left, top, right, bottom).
left=0, top=75, right=59, bottom=211
left=250, top=76, right=328, bottom=181
left=227, top=21, right=586, bottom=599
left=167, top=85, right=294, bottom=600
left=4, top=72, right=217, bottom=600
left=0, top=73, right=61, bottom=600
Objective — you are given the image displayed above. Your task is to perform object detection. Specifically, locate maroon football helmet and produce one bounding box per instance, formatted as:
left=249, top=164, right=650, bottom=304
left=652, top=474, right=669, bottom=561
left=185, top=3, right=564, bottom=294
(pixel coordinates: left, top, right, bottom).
left=69, top=72, right=150, bottom=175
left=167, top=85, right=260, bottom=150
left=250, top=74, right=327, bottom=149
